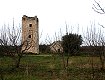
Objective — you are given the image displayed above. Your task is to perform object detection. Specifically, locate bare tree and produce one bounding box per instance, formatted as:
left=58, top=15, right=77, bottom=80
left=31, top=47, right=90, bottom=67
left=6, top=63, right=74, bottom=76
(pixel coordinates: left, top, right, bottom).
left=0, top=24, right=32, bottom=68
left=92, top=0, right=105, bottom=70
left=83, top=24, right=105, bottom=70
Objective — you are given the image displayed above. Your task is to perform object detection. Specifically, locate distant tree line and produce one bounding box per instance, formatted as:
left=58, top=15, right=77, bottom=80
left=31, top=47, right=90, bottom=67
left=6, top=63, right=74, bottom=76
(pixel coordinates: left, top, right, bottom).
left=39, top=44, right=50, bottom=53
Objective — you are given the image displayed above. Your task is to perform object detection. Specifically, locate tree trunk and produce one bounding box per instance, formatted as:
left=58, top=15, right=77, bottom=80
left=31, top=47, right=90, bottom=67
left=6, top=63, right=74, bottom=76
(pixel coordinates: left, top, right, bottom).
left=66, top=54, right=69, bottom=68
left=100, top=55, right=104, bottom=70
left=61, top=52, right=66, bottom=69
left=15, top=55, right=22, bottom=68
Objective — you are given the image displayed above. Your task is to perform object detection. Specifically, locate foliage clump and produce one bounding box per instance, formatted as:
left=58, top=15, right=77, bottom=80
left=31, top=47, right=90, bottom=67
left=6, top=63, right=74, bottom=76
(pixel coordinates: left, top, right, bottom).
left=62, top=33, right=82, bottom=55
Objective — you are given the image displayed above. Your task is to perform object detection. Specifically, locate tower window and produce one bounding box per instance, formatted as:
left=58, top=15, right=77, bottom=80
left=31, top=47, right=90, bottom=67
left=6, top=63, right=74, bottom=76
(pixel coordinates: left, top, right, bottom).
left=29, top=24, right=32, bottom=27
left=29, top=35, right=31, bottom=38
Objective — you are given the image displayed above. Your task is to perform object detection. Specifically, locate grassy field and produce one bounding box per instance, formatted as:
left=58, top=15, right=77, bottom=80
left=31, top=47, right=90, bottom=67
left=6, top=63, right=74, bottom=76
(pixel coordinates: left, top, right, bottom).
left=0, top=54, right=105, bottom=80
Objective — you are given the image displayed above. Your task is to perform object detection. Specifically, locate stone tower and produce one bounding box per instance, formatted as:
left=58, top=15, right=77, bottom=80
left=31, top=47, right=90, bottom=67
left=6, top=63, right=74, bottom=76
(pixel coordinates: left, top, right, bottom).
left=22, top=15, right=39, bottom=54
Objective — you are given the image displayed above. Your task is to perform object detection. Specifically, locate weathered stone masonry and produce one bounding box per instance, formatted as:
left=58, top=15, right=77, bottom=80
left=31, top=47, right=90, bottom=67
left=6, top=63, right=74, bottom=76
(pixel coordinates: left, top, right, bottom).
left=22, top=15, right=39, bottom=54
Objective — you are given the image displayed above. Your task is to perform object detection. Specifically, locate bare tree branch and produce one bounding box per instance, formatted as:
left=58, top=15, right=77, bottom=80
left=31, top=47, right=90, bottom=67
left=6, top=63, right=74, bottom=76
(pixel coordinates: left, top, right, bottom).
left=92, top=0, right=105, bottom=14
left=98, top=23, right=105, bottom=28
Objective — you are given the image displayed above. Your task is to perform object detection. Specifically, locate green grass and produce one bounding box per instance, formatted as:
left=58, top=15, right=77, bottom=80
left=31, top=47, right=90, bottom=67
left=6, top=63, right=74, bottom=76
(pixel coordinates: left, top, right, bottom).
left=0, top=54, right=105, bottom=80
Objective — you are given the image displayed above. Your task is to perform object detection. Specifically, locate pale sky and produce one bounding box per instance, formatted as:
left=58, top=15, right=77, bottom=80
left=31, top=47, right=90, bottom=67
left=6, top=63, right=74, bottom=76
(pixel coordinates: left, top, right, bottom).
left=0, top=0, right=105, bottom=44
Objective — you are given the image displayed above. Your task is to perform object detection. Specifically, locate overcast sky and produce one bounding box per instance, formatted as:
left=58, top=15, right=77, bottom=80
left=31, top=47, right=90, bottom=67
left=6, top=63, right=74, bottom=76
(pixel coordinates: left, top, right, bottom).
left=0, top=0, right=105, bottom=44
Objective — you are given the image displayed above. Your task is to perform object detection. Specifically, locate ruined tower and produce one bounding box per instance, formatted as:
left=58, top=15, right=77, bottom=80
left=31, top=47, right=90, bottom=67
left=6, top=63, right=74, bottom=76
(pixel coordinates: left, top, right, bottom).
left=22, top=15, right=39, bottom=54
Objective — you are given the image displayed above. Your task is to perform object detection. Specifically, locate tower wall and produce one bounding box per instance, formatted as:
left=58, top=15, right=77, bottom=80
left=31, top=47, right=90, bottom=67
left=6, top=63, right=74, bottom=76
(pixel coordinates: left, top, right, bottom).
left=22, top=15, right=39, bottom=54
